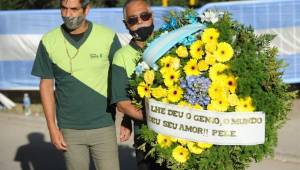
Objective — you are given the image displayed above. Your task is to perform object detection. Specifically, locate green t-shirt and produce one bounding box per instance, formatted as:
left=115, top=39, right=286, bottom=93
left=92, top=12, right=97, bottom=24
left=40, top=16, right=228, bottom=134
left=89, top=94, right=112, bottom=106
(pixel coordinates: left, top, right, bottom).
left=111, top=41, right=141, bottom=104
left=111, top=41, right=146, bottom=133
left=32, top=21, right=121, bottom=130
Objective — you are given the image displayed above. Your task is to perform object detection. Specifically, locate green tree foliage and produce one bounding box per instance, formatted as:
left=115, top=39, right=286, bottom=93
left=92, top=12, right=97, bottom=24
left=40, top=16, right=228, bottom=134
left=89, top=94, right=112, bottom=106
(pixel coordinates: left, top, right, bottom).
left=0, top=0, right=235, bottom=10
left=0, top=0, right=106, bottom=10
left=0, top=0, right=59, bottom=10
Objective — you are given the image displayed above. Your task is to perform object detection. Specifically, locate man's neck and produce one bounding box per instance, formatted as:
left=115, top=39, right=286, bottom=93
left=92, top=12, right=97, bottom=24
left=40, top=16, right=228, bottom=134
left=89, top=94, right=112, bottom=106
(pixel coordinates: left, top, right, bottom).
left=134, top=40, right=145, bottom=49
left=69, top=20, right=89, bottom=35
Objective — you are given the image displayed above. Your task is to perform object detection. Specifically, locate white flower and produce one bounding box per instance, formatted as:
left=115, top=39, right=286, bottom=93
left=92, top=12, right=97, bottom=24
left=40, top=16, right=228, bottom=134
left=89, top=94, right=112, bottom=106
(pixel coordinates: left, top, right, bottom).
left=200, top=10, right=224, bottom=24
left=135, top=61, right=150, bottom=75
left=173, top=58, right=181, bottom=70
left=140, top=61, right=150, bottom=70
left=152, top=64, right=158, bottom=71
left=160, top=31, right=169, bottom=37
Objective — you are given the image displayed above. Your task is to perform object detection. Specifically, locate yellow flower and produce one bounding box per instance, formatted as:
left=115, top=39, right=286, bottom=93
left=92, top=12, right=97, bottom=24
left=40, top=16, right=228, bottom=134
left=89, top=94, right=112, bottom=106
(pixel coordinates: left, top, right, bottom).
left=207, top=103, right=216, bottom=111
left=160, top=67, right=169, bottom=75
left=205, top=52, right=216, bottom=65
left=178, top=101, right=189, bottom=107
left=157, top=134, right=172, bottom=148
left=184, top=59, right=200, bottom=76
left=228, top=93, right=239, bottom=106
left=167, top=85, right=183, bottom=103
left=170, top=137, right=178, bottom=142
left=215, top=42, right=234, bottom=62
left=172, top=146, right=190, bottom=163
left=197, top=142, right=213, bottom=149
left=172, top=57, right=181, bottom=69
left=177, top=138, right=188, bottom=146
left=151, top=86, right=167, bottom=99
left=143, top=70, right=155, bottom=85
left=187, top=142, right=203, bottom=154
left=160, top=55, right=180, bottom=72
left=163, top=69, right=180, bottom=87
left=201, top=28, right=219, bottom=44
left=205, top=42, right=217, bottom=53
left=215, top=74, right=237, bottom=94
left=236, top=97, right=255, bottom=112
left=193, top=104, right=203, bottom=110
left=160, top=58, right=172, bottom=74
left=208, top=82, right=228, bottom=100
left=161, top=98, right=169, bottom=103
left=190, top=40, right=204, bottom=60
left=225, top=75, right=237, bottom=93
left=137, top=82, right=151, bottom=98
left=211, top=96, right=229, bottom=112
left=160, top=55, right=172, bottom=66
left=198, top=60, right=209, bottom=71
left=178, top=101, right=202, bottom=110
left=176, top=46, right=189, bottom=58
left=209, top=63, right=228, bottom=81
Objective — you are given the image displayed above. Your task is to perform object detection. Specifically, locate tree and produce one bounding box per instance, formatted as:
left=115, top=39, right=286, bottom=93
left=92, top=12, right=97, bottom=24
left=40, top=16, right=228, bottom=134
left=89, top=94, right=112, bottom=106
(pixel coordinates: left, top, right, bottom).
left=0, top=0, right=103, bottom=10
left=0, top=0, right=236, bottom=10
left=0, top=0, right=58, bottom=10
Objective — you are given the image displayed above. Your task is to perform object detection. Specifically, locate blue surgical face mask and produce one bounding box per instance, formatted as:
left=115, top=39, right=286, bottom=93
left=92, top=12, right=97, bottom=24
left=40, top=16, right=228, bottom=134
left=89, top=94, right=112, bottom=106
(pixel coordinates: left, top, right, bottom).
left=62, top=15, right=85, bottom=30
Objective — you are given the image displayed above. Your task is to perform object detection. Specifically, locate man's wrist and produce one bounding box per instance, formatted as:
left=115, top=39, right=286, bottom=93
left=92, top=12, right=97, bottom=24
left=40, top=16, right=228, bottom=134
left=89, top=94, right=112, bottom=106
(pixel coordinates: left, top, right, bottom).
left=47, top=122, right=58, bottom=131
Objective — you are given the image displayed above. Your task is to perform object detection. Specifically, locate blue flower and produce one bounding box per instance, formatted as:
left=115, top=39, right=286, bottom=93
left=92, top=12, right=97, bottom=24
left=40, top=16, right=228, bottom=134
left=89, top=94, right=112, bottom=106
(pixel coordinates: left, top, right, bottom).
left=186, top=76, right=196, bottom=82
left=180, top=38, right=190, bottom=46
left=180, top=35, right=197, bottom=46
left=201, top=96, right=211, bottom=106
left=186, top=88, right=194, bottom=95
left=188, top=16, right=198, bottom=24
left=188, top=35, right=197, bottom=43
left=134, top=62, right=150, bottom=76
left=181, top=75, right=211, bottom=107
left=135, top=65, right=144, bottom=76
left=160, top=23, right=170, bottom=31
left=180, top=78, right=187, bottom=88
left=186, top=76, right=196, bottom=86
left=169, top=17, right=177, bottom=29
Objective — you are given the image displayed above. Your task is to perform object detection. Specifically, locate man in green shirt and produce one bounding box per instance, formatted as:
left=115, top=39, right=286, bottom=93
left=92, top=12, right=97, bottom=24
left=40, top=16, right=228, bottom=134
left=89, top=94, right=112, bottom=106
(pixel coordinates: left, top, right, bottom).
left=32, top=0, right=143, bottom=170
left=111, top=0, right=166, bottom=169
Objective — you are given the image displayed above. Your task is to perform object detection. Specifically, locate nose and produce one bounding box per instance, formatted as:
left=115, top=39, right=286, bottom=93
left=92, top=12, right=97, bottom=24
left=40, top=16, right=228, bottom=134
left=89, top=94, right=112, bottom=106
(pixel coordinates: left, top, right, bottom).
left=65, top=9, right=71, bottom=17
left=137, top=16, right=143, bottom=24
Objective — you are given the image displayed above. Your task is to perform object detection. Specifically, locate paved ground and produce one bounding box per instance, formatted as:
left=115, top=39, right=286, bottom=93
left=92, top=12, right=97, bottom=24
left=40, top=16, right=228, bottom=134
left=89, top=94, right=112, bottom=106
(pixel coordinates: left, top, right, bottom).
left=0, top=99, right=299, bottom=170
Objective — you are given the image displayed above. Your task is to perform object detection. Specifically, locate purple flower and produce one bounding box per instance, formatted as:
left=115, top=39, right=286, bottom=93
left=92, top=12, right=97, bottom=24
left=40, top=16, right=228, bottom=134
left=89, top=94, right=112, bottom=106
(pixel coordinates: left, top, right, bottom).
left=180, top=78, right=187, bottom=88
left=181, top=75, right=211, bottom=107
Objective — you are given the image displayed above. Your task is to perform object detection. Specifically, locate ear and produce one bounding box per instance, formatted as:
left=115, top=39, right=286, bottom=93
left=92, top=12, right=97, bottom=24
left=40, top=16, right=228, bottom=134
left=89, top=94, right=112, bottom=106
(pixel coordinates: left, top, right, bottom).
left=84, top=4, right=90, bottom=16
left=123, top=19, right=129, bottom=30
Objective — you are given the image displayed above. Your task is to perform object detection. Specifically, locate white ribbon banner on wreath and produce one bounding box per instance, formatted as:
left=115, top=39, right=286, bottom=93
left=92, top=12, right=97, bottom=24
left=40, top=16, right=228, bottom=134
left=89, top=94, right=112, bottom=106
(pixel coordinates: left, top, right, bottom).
left=145, top=98, right=265, bottom=145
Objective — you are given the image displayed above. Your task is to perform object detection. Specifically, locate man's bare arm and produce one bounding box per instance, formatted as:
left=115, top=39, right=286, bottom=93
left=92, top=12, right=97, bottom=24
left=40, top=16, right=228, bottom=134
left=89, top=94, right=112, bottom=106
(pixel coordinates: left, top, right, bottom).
left=40, top=79, right=67, bottom=151
left=116, top=100, right=144, bottom=121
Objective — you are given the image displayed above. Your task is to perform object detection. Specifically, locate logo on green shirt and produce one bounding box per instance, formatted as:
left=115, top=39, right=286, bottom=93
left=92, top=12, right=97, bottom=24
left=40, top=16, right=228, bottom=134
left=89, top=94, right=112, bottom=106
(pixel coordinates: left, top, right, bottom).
left=90, top=53, right=103, bottom=59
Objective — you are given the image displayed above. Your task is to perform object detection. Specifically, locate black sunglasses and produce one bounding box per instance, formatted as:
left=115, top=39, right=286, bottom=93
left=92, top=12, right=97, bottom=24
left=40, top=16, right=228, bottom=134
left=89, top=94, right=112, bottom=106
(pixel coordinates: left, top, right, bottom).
left=125, top=12, right=152, bottom=25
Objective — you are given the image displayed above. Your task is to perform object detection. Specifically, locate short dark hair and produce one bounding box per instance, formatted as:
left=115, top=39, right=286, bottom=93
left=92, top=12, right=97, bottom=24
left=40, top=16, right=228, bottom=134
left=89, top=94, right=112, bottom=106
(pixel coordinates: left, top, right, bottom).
left=60, top=0, right=89, bottom=8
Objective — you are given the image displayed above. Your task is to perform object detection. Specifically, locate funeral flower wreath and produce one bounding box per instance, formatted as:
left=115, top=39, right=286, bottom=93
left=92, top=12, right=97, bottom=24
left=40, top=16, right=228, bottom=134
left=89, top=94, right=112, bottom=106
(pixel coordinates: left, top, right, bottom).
left=128, top=9, right=295, bottom=170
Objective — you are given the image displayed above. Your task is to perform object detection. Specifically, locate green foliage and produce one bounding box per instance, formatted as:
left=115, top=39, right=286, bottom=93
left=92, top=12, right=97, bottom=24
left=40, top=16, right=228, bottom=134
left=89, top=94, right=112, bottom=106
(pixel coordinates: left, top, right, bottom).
left=0, top=0, right=59, bottom=10
left=0, top=0, right=105, bottom=10
left=0, top=0, right=238, bottom=10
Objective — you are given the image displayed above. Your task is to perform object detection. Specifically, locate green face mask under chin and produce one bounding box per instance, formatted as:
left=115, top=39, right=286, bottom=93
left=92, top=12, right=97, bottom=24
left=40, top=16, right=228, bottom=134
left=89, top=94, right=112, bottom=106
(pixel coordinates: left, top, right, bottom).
left=62, top=15, right=85, bottom=30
